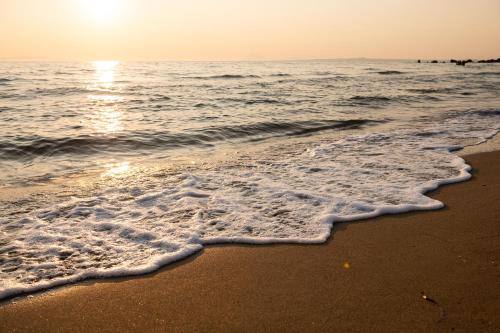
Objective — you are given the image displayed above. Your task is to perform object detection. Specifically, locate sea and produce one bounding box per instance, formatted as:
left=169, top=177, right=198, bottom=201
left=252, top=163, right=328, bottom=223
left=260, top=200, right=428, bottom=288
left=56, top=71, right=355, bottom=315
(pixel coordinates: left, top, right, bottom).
left=0, top=59, right=499, bottom=299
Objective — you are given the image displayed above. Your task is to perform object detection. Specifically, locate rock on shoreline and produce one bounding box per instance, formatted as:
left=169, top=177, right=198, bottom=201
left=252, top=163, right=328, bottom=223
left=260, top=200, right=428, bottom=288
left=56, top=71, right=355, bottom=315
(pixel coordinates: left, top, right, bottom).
left=418, top=58, right=500, bottom=66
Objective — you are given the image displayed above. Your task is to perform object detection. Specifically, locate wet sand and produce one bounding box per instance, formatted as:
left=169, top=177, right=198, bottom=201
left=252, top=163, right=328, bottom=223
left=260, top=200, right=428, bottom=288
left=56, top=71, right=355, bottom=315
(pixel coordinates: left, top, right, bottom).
left=1, top=151, right=499, bottom=332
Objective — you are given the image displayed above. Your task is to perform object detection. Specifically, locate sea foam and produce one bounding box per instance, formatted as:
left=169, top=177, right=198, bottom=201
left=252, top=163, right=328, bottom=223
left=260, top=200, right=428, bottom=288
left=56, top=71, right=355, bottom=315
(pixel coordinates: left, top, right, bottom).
left=0, top=110, right=499, bottom=299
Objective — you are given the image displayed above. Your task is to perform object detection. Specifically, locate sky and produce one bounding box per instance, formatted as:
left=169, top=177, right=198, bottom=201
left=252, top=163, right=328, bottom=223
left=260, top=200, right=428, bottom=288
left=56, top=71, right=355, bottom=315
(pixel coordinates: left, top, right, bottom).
left=1, top=0, right=499, bottom=61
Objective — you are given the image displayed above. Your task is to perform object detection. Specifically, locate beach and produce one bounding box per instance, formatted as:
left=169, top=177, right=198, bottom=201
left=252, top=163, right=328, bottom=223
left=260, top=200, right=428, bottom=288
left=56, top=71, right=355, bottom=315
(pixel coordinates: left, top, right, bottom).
left=2, top=0, right=500, bottom=331
left=1, top=150, right=498, bottom=332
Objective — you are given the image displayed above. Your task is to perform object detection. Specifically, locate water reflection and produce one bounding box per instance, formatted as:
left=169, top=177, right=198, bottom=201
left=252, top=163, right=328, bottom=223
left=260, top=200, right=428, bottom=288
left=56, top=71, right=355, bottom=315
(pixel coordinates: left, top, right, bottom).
left=92, top=106, right=123, bottom=133
left=104, top=161, right=130, bottom=177
left=94, top=60, right=118, bottom=87
left=89, top=61, right=124, bottom=134
left=89, top=62, right=132, bottom=179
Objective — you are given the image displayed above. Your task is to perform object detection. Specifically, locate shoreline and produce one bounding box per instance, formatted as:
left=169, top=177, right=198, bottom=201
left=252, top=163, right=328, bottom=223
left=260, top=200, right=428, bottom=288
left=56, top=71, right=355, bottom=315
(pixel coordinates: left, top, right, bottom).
left=1, top=150, right=499, bottom=332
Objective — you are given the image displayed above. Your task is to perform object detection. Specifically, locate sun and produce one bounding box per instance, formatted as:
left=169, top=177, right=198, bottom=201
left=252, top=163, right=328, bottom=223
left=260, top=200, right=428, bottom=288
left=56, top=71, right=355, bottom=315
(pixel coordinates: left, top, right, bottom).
left=78, top=0, right=122, bottom=23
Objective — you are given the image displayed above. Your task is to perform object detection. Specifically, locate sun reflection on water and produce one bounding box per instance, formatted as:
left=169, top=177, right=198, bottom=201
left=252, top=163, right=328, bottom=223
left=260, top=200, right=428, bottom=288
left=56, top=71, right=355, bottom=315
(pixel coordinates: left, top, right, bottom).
left=92, top=106, right=124, bottom=133
left=89, top=61, right=124, bottom=134
left=104, top=161, right=131, bottom=177
left=93, top=60, right=118, bottom=86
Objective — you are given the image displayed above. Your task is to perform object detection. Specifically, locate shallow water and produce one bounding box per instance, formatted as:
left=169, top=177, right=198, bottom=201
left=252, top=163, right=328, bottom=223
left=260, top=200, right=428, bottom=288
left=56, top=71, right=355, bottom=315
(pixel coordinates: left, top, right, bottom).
left=0, top=60, right=499, bottom=298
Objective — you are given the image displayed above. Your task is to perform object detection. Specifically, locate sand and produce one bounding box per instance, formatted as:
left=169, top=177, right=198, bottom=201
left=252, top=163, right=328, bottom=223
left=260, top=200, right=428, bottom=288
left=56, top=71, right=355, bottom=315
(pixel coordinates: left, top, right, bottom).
left=1, top=151, right=499, bottom=332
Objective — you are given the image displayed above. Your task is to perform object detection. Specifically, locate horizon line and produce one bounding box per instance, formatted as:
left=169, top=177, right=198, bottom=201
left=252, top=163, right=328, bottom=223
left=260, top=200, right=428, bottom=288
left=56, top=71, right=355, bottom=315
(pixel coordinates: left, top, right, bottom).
left=1, top=56, right=499, bottom=63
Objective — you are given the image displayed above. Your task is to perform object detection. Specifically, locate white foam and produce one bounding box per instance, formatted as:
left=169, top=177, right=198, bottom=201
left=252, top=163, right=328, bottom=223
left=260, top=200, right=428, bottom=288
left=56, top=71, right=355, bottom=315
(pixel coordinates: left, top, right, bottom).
left=0, top=110, right=499, bottom=299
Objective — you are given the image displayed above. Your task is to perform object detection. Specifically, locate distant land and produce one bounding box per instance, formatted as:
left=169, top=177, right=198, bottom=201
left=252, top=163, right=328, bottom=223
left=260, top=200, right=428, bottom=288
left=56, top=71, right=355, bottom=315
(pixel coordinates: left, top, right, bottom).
left=418, top=57, right=500, bottom=66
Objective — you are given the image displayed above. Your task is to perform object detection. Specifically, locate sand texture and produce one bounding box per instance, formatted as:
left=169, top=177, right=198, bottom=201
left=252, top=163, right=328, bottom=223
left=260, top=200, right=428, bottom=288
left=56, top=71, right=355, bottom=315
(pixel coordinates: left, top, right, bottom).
left=1, top=151, right=499, bottom=332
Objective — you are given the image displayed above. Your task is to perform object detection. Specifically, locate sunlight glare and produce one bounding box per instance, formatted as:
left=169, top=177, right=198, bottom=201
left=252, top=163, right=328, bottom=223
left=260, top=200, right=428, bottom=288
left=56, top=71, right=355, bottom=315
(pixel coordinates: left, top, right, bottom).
left=93, top=60, right=118, bottom=85
left=89, top=61, right=124, bottom=134
left=104, top=161, right=130, bottom=177
left=78, top=0, right=122, bottom=22
left=90, top=105, right=124, bottom=133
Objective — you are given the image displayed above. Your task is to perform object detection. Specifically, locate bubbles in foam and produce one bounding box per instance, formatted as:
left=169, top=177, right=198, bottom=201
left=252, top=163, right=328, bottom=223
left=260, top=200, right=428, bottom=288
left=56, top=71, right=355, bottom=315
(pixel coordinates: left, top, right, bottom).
left=0, top=110, right=499, bottom=299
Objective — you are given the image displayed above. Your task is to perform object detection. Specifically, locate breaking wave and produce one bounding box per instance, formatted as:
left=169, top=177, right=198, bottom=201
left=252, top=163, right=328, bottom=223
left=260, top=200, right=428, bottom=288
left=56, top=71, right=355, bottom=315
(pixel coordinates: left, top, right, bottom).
left=0, top=109, right=498, bottom=299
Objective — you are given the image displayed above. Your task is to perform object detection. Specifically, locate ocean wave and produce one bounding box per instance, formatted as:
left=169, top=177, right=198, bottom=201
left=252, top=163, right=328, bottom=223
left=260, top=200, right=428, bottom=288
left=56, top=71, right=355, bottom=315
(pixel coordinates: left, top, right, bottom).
left=27, top=87, right=89, bottom=95
left=26, top=87, right=126, bottom=97
left=344, top=94, right=444, bottom=106
left=472, top=71, right=500, bottom=77
left=200, top=119, right=380, bottom=139
left=1, top=110, right=498, bottom=299
left=0, top=119, right=381, bottom=159
left=193, top=103, right=210, bottom=108
left=375, top=70, right=406, bottom=75
left=184, top=74, right=261, bottom=80
left=0, top=92, right=31, bottom=100
left=468, top=109, right=500, bottom=117
left=1, top=60, right=500, bottom=299
left=348, top=95, right=392, bottom=106
left=244, top=98, right=288, bottom=105
left=313, top=71, right=335, bottom=76
left=310, top=75, right=349, bottom=82
left=148, top=95, right=171, bottom=102
left=407, top=87, right=455, bottom=94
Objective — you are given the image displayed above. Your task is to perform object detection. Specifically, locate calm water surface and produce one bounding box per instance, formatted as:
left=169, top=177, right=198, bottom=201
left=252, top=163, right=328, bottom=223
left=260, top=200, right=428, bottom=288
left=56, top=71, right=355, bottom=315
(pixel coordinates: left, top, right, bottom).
left=1, top=60, right=499, bottom=185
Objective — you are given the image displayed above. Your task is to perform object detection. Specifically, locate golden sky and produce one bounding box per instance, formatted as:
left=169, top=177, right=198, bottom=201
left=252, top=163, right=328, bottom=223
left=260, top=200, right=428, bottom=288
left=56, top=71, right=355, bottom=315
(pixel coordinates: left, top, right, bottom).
left=1, top=0, right=499, bottom=61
